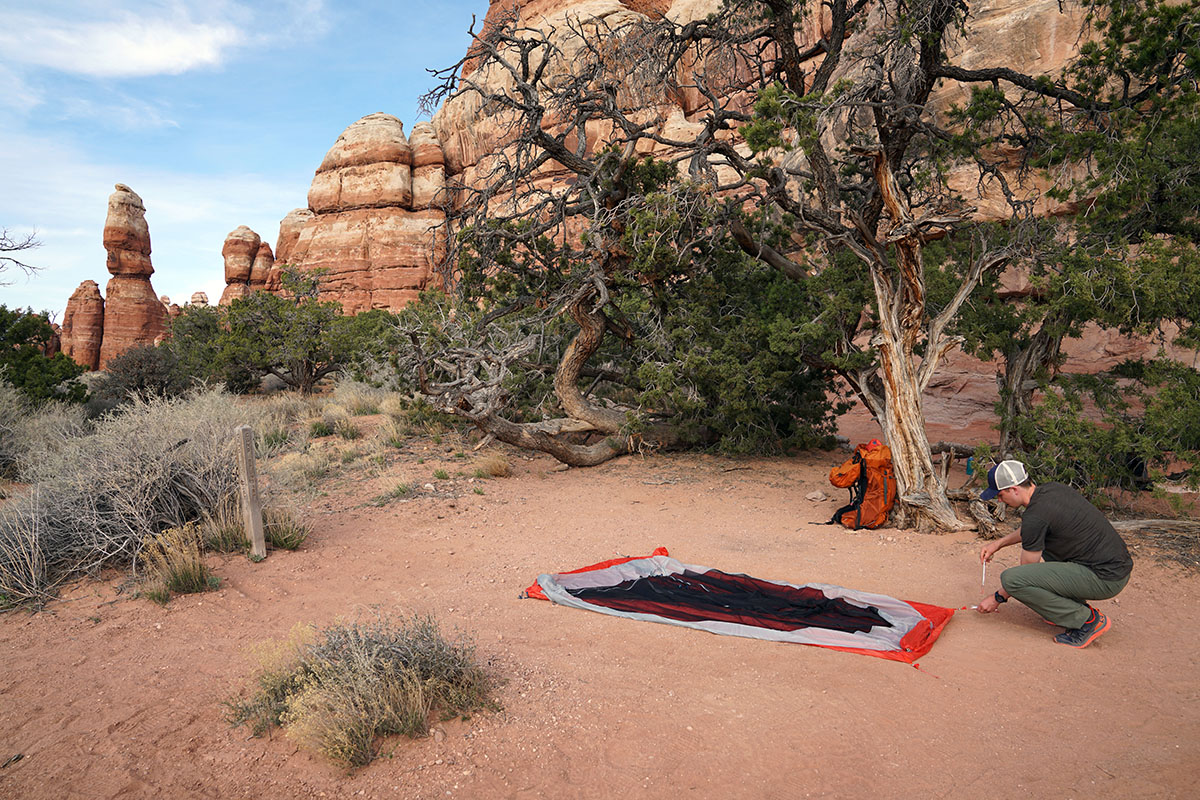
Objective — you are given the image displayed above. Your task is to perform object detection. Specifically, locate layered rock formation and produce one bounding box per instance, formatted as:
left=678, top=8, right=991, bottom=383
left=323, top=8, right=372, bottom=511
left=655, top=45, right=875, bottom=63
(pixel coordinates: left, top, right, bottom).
left=97, top=185, right=169, bottom=368
left=219, top=225, right=266, bottom=305
left=278, top=112, right=448, bottom=312
left=60, top=185, right=170, bottom=370
left=60, top=280, right=104, bottom=371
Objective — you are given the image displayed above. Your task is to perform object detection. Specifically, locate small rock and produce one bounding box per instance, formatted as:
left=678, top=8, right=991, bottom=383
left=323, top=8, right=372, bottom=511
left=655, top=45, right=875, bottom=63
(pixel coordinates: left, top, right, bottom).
left=805, top=490, right=828, bottom=502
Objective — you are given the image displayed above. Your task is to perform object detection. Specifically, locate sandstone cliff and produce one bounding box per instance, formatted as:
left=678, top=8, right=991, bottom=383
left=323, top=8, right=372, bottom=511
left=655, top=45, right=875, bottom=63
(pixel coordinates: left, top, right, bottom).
left=270, top=112, right=449, bottom=312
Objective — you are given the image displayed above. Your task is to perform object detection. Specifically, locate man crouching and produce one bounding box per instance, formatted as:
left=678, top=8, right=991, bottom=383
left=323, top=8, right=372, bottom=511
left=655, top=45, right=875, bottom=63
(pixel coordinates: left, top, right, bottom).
left=976, top=460, right=1133, bottom=648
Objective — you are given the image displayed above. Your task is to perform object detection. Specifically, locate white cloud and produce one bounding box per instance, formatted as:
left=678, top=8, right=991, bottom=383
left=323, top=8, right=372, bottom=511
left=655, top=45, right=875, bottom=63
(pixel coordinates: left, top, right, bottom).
left=0, top=13, right=244, bottom=78
left=0, top=1, right=330, bottom=80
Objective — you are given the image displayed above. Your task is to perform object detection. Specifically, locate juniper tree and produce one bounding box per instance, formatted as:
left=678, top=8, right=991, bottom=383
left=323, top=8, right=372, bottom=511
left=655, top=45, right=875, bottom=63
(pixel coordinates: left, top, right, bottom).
left=419, top=0, right=1197, bottom=529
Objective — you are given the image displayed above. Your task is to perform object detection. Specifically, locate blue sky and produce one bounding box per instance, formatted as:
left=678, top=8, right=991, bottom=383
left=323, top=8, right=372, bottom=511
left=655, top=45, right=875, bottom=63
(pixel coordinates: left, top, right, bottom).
left=0, top=0, right=489, bottom=318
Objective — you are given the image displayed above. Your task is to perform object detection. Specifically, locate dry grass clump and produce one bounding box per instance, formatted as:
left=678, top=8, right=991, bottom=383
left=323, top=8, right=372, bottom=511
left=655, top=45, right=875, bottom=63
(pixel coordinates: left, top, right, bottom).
left=0, top=389, right=263, bottom=605
left=140, top=522, right=217, bottom=603
left=269, top=450, right=335, bottom=493
left=330, top=379, right=390, bottom=417
left=473, top=451, right=511, bottom=478
left=264, top=507, right=311, bottom=550
left=200, top=494, right=247, bottom=553
left=226, top=615, right=498, bottom=767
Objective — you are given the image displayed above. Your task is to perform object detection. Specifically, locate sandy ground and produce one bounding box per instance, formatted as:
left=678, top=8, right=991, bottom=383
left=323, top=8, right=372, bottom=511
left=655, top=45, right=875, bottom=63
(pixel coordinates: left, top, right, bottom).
left=2, top=430, right=1198, bottom=800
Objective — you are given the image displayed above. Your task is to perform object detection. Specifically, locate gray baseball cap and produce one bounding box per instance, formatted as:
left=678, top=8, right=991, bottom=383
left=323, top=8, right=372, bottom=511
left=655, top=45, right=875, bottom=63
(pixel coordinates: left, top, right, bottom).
left=980, top=460, right=1028, bottom=500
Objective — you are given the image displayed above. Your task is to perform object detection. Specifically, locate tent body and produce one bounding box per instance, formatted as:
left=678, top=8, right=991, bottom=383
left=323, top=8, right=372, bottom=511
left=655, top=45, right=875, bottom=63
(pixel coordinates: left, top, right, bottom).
left=525, top=549, right=953, bottom=663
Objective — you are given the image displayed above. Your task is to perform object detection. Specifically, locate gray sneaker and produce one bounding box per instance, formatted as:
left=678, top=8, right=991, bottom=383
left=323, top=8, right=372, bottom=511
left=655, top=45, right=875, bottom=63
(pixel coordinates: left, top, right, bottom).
left=1054, top=607, right=1110, bottom=648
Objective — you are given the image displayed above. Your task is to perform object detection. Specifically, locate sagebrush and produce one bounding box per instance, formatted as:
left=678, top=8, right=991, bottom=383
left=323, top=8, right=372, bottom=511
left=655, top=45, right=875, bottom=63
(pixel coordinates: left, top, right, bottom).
left=226, top=615, right=498, bottom=766
left=0, top=389, right=269, bottom=605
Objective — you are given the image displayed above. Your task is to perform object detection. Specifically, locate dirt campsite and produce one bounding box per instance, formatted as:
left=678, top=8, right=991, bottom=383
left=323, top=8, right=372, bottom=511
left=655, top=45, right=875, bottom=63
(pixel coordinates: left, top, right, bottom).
left=2, top=411, right=1198, bottom=800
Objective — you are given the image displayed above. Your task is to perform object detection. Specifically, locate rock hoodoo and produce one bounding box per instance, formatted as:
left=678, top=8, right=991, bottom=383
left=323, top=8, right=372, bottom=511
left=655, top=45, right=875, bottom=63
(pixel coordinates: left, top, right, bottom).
left=58, top=185, right=171, bottom=370
left=60, top=280, right=105, bottom=371
left=97, top=184, right=169, bottom=368
left=219, top=225, right=263, bottom=305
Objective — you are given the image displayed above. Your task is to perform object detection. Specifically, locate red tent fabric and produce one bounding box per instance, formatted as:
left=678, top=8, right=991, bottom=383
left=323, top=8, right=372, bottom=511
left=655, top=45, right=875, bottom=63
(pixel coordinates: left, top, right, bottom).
left=525, top=548, right=953, bottom=663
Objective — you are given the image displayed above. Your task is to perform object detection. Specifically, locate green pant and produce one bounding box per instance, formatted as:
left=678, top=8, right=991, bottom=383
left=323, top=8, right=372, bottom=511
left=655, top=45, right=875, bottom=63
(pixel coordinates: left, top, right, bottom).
left=1000, top=562, right=1130, bottom=629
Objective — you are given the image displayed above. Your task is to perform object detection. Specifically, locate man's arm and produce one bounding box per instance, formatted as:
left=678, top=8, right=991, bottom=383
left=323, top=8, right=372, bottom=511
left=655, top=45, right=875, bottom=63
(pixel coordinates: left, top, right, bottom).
left=977, top=534, right=1043, bottom=613
left=980, top=530, right=1022, bottom=563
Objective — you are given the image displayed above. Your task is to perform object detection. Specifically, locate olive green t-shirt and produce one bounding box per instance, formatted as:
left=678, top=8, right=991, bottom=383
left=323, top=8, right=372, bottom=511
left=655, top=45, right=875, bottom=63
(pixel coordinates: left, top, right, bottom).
left=1021, top=482, right=1133, bottom=581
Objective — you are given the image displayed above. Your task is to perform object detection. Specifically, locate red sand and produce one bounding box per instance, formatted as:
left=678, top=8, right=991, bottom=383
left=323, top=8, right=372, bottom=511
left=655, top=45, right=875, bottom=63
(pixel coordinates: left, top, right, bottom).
left=2, top=447, right=1197, bottom=799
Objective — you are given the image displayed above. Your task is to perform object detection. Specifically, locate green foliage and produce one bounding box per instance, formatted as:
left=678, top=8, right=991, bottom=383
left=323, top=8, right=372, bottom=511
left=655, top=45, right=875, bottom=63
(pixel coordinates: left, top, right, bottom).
left=407, top=165, right=842, bottom=455
left=1012, top=360, right=1200, bottom=503
left=631, top=231, right=845, bottom=453
left=0, top=305, right=86, bottom=403
left=167, top=270, right=399, bottom=395
left=226, top=615, right=498, bottom=767
left=333, top=418, right=360, bottom=441
left=167, top=304, right=259, bottom=394
left=87, top=343, right=189, bottom=416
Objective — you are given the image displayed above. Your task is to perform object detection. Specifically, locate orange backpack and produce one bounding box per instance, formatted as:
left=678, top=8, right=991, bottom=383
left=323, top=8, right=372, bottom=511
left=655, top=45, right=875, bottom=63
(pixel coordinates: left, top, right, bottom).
left=828, top=439, right=897, bottom=530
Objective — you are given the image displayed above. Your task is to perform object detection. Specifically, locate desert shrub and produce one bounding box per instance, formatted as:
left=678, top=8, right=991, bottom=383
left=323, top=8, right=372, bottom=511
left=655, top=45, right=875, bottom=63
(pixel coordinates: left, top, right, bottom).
left=87, top=343, right=188, bottom=416
left=250, top=393, right=314, bottom=457
left=369, top=482, right=414, bottom=506
left=264, top=507, right=310, bottom=550
left=472, top=452, right=511, bottom=478
left=334, top=418, right=360, bottom=441
left=268, top=450, right=335, bottom=492
left=309, top=418, right=335, bottom=438
left=0, top=378, right=27, bottom=481
left=1, top=378, right=88, bottom=482
left=140, top=522, right=217, bottom=601
left=0, top=389, right=264, bottom=603
left=226, top=615, right=497, bottom=767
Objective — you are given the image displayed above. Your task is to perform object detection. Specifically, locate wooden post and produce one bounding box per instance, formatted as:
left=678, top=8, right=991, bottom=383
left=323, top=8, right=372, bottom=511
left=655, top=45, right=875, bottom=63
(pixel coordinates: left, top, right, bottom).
left=236, top=425, right=266, bottom=560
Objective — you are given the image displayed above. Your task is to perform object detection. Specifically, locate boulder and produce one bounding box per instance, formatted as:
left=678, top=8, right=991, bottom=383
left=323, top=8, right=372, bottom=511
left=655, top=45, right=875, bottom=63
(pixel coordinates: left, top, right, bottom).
left=103, top=184, right=152, bottom=276
left=190, top=292, right=209, bottom=306
left=309, top=113, right=413, bottom=213
left=410, top=122, right=448, bottom=210
left=276, top=113, right=448, bottom=311
left=250, top=241, right=274, bottom=288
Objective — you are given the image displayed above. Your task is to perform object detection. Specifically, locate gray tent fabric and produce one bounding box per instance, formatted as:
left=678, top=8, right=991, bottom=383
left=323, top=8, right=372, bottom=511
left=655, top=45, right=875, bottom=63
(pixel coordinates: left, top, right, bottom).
left=535, top=554, right=935, bottom=652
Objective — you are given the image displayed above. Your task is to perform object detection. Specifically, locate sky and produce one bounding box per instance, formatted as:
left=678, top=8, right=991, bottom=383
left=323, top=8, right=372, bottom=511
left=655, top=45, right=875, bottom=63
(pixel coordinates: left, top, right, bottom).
left=0, top=0, right=490, bottom=318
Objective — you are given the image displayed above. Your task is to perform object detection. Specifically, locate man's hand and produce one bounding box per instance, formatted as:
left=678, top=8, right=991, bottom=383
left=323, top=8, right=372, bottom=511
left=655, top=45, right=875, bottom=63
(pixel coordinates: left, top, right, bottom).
left=980, top=541, right=1001, bottom=564
left=976, top=594, right=1002, bottom=613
